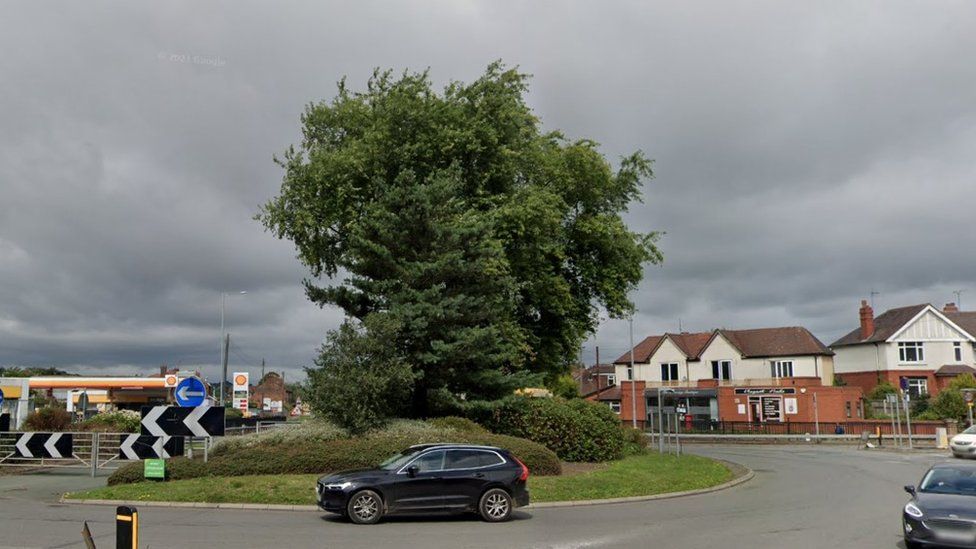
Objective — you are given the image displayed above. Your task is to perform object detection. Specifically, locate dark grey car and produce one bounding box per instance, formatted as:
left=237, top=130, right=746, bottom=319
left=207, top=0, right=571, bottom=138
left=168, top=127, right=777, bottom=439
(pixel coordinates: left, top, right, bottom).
left=904, top=462, right=976, bottom=547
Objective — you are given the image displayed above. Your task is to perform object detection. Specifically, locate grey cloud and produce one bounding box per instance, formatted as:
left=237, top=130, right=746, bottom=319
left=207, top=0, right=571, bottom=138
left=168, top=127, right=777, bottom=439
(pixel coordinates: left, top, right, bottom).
left=1, top=1, right=975, bottom=379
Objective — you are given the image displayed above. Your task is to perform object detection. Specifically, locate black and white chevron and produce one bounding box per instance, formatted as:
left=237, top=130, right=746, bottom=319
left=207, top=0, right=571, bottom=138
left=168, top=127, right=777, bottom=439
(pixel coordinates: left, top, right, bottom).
left=140, top=405, right=225, bottom=437
left=118, top=434, right=184, bottom=460
left=13, top=432, right=72, bottom=458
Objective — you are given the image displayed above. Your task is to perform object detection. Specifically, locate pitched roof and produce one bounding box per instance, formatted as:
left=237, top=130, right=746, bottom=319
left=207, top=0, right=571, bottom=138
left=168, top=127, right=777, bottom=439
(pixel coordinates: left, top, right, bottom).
left=615, top=326, right=832, bottom=363
left=718, top=327, right=833, bottom=358
left=946, top=312, right=976, bottom=339
left=830, top=304, right=929, bottom=347
left=936, top=364, right=976, bottom=377
left=578, top=364, right=617, bottom=395
left=594, top=385, right=621, bottom=401
left=613, top=335, right=664, bottom=364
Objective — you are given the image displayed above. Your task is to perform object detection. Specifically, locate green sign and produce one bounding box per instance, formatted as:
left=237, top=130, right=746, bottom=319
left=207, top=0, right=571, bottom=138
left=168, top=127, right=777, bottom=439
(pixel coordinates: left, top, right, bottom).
left=144, top=458, right=165, bottom=479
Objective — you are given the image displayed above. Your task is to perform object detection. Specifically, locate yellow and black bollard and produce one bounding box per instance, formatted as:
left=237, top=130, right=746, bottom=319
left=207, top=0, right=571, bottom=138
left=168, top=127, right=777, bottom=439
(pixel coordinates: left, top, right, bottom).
left=116, top=505, right=138, bottom=549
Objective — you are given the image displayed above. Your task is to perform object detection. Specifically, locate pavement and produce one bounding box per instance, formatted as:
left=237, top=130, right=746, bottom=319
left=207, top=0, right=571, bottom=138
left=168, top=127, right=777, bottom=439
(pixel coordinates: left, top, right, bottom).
left=0, top=444, right=955, bottom=548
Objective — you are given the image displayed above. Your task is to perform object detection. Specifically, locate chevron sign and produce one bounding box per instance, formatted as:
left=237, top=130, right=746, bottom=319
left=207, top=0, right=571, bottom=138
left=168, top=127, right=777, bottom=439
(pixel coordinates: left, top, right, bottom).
left=119, top=434, right=184, bottom=460
left=13, top=432, right=73, bottom=458
left=140, top=405, right=225, bottom=437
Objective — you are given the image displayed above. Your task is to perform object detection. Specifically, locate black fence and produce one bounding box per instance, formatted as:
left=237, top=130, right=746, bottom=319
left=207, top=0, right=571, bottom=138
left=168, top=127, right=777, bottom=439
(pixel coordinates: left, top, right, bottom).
left=676, top=419, right=943, bottom=436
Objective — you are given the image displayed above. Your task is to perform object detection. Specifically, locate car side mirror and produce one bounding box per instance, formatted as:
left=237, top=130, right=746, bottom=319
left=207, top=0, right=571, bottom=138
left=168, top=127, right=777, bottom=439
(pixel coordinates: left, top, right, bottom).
left=904, top=485, right=916, bottom=496
left=407, top=466, right=418, bottom=478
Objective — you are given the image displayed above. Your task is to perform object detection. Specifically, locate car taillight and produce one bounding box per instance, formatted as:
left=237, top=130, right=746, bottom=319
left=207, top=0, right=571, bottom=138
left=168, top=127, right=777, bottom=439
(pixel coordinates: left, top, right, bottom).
left=513, top=456, right=529, bottom=481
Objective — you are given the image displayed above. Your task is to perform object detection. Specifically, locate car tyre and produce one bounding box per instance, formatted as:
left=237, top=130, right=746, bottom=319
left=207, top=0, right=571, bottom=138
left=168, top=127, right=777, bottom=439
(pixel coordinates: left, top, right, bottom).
left=479, top=488, right=513, bottom=522
left=347, top=489, right=383, bottom=525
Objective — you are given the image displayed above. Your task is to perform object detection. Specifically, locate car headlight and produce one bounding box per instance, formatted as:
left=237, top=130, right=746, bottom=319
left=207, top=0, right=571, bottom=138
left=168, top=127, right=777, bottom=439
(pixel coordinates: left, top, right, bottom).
left=905, top=502, right=924, bottom=518
left=325, top=481, right=353, bottom=490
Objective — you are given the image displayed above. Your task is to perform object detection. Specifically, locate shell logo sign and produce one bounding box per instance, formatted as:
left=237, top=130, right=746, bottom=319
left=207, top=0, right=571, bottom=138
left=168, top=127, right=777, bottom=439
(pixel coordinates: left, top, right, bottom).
left=232, top=372, right=250, bottom=413
left=164, top=375, right=179, bottom=388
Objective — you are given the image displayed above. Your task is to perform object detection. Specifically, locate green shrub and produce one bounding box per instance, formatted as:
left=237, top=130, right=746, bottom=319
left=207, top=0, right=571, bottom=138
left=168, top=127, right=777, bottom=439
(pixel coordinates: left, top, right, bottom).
left=108, top=457, right=211, bottom=486
left=212, top=419, right=345, bottom=456
left=24, top=407, right=73, bottom=431
left=468, top=396, right=624, bottom=462
left=224, top=407, right=243, bottom=419
left=109, top=420, right=560, bottom=485
left=620, top=426, right=648, bottom=456
left=79, top=410, right=141, bottom=433
left=426, top=416, right=487, bottom=434
left=868, top=381, right=898, bottom=400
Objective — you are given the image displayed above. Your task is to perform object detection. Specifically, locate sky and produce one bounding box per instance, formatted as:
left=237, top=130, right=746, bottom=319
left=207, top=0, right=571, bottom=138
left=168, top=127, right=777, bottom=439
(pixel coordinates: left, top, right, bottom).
left=1, top=1, right=975, bottom=380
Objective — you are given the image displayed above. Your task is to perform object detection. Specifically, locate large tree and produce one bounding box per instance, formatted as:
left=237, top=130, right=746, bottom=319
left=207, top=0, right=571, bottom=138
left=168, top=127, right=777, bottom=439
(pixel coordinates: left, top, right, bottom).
left=261, top=62, right=661, bottom=414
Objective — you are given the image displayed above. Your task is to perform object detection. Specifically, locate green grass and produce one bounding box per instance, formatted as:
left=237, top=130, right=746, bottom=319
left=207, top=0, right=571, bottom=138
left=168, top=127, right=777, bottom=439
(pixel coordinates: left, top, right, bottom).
left=66, top=453, right=732, bottom=506
left=528, top=453, right=732, bottom=502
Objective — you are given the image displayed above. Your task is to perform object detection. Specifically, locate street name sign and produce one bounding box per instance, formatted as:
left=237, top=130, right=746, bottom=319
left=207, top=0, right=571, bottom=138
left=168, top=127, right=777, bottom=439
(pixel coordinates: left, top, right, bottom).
left=12, top=432, right=72, bottom=458
left=119, top=434, right=184, bottom=460
left=175, top=377, right=207, bottom=407
left=140, top=405, right=225, bottom=437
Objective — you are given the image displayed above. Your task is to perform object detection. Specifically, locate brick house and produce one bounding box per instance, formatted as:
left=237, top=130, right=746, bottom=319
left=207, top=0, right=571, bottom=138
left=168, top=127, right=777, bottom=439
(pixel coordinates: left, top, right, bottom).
left=604, top=326, right=862, bottom=429
left=831, top=301, right=976, bottom=397
left=250, top=371, right=290, bottom=412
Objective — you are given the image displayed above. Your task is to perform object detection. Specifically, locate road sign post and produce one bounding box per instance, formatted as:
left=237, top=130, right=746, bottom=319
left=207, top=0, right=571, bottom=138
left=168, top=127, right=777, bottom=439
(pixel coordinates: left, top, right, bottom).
left=965, top=390, right=975, bottom=426
left=175, top=377, right=207, bottom=408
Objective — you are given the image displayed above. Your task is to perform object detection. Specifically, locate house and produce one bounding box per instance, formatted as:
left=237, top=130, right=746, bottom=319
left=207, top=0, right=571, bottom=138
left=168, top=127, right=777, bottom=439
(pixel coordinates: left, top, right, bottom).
left=575, top=364, right=617, bottom=398
left=831, top=301, right=976, bottom=397
left=608, top=326, right=862, bottom=428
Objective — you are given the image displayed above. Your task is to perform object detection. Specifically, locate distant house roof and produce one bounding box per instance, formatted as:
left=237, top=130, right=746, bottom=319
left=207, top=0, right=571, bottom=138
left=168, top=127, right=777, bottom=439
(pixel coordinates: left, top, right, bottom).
left=593, top=385, right=621, bottom=401
left=614, top=327, right=831, bottom=364
left=830, top=304, right=929, bottom=347
left=578, top=364, right=617, bottom=396
left=946, top=312, right=976, bottom=339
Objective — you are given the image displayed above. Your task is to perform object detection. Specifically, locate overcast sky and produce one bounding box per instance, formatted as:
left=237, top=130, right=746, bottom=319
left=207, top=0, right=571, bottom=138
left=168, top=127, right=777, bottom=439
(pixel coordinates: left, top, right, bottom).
left=1, top=1, right=975, bottom=380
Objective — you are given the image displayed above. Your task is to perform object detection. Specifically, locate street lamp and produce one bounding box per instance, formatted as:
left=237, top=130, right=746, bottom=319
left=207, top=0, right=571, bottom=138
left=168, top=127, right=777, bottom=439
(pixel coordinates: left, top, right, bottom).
left=629, top=315, right=637, bottom=429
left=219, top=291, right=247, bottom=405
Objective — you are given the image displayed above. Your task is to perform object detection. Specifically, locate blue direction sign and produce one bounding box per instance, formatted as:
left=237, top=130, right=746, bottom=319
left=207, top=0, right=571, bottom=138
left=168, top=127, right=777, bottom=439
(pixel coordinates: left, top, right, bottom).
left=175, top=377, right=207, bottom=407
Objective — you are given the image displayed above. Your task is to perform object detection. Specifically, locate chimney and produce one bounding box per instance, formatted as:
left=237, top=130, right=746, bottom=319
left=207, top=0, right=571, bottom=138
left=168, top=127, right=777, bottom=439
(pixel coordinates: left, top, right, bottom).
left=944, top=302, right=960, bottom=313
left=859, top=300, right=874, bottom=340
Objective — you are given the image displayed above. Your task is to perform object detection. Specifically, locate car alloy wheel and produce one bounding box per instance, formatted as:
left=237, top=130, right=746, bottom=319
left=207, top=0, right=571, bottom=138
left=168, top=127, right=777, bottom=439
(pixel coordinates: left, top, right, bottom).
left=347, top=490, right=383, bottom=524
left=479, top=488, right=513, bottom=522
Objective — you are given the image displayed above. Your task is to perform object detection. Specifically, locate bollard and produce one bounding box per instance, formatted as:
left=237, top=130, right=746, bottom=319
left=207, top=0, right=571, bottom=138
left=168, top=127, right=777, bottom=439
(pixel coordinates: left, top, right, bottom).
left=116, top=505, right=138, bottom=549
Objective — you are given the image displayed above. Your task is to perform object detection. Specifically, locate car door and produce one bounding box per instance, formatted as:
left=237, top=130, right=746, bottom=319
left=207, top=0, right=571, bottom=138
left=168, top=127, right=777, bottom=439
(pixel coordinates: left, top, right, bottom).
left=390, top=450, right=448, bottom=511
left=441, top=449, right=490, bottom=508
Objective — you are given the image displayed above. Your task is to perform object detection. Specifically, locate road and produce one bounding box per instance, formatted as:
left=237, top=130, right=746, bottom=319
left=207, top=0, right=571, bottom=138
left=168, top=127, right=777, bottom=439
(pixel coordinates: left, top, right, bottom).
left=0, top=444, right=952, bottom=548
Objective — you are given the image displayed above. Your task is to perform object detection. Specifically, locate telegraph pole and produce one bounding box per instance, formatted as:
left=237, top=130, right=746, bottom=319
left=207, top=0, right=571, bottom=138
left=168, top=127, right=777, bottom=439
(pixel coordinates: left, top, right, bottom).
left=220, top=334, right=230, bottom=406
left=629, top=315, right=637, bottom=429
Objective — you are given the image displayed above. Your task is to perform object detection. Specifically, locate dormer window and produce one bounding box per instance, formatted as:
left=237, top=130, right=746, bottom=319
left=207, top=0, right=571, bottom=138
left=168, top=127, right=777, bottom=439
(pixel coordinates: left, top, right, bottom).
left=898, top=342, right=924, bottom=363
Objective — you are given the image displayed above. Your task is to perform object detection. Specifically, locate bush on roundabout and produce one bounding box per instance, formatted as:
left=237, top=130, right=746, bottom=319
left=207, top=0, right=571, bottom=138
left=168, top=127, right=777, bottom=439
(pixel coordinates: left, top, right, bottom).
left=107, top=419, right=560, bottom=485
left=466, top=396, right=625, bottom=462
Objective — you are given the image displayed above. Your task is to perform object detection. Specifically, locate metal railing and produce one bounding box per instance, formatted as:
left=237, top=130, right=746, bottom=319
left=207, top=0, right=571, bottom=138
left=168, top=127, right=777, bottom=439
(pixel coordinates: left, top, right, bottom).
left=675, top=419, right=944, bottom=436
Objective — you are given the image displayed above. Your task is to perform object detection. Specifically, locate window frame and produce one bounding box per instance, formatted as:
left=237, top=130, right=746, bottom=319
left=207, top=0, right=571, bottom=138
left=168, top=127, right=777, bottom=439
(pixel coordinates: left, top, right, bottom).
left=660, top=362, right=679, bottom=381
left=397, top=448, right=507, bottom=474
left=898, top=341, right=925, bottom=364
left=904, top=377, right=928, bottom=397
left=711, top=360, right=732, bottom=381
left=606, top=373, right=616, bottom=385
left=955, top=342, right=963, bottom=363
left=609, top=402, right=622, bottom=414
left=770, top=360, right=794, bottom=378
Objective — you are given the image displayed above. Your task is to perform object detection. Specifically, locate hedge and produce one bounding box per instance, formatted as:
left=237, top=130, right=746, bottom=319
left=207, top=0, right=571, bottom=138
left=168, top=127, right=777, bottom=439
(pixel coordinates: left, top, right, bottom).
left=466, top=396, right=625, bottom=462
left=108, top=420, right=559, bottom=485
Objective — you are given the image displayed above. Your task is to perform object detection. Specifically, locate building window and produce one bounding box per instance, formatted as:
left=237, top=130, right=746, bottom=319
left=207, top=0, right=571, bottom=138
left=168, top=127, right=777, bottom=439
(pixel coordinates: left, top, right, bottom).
left=898, top=341, right=924, bottom=363
left=770, top=360, right=794, bottom=378
left=606, top=374, right=616, bottom=385
left=845, top=402, right=852, bottom=418
left=711, top=360, right=732, bottom=380
left=627, top=367, right=633, bottom=381
left=609, top=402, right=621, bottom=414
left=955, top=342, right=963, bottom=363
left=661, top=363, right=679, bottom=381
left=904, top=377, right=928, bottom=397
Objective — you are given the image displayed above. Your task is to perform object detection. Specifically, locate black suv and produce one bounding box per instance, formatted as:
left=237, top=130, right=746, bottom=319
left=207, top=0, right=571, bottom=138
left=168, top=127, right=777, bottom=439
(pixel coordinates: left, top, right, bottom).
left=316, top=443, right=531, bottom=524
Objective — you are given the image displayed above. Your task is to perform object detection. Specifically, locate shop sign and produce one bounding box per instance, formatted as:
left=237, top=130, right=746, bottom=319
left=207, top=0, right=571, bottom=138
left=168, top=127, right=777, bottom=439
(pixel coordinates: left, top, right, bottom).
left=734, top=387, right=796, bottom=395
left=784, top=397, right=798, bottom=415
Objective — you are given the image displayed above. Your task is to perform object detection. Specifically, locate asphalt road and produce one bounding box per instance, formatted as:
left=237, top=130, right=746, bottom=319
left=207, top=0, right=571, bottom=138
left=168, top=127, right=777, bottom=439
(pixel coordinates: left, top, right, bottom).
left=0, top=444, right=953, bottom=549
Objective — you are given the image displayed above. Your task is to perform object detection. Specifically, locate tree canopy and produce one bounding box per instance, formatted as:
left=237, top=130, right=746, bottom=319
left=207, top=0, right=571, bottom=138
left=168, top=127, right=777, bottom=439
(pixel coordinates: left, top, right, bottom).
left=261, top=62, right=661, bottom=414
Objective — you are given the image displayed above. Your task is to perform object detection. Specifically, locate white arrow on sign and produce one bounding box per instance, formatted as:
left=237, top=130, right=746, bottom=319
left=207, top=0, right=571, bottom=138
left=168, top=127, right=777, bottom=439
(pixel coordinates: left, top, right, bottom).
left=177, top=385, right=205, bottom=402
left=142, top=406, right=168, bottom=437
left=184, top=405, right=210, bottom=437
left=154, top=436, right=168, bottom=458
left=120, top=434, right=139, bottom=460
left=16, top=433, right=33, bottom=458
left=44, top=433, right=63, bottom=458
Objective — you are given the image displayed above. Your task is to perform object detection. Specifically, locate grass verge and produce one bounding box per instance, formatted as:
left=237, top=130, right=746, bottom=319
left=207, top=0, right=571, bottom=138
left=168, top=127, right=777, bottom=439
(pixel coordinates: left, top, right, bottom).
left=65, top=453, right=733, bottom=506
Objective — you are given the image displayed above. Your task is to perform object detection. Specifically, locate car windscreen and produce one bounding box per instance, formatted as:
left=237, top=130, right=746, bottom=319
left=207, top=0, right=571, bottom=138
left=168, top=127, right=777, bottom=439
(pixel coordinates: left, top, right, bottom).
left=378, top=448, right=422, bottom=471
left=962, top=425, right=976, bottom=435
left=920, top=467, right=976, bottom=495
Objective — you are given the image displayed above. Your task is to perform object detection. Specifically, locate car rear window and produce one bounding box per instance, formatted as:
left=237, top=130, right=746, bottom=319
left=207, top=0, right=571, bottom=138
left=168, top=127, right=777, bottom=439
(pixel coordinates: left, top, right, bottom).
left=444, top=449, right=505, bottom=469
